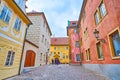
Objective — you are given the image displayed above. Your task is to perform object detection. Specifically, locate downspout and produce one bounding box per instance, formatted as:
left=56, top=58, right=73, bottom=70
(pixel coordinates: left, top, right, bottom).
left=18, top=24, right=30, bottom=75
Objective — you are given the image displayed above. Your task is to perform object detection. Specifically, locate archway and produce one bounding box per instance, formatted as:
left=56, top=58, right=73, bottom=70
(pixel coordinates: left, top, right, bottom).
left=54, top=54, right=60, bottom=64
left=24, top=50, right=36, bottom=67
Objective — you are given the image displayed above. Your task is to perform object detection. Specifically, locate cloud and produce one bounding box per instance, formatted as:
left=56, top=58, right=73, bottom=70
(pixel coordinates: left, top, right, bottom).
left=26, top=0, right=83, bottom=37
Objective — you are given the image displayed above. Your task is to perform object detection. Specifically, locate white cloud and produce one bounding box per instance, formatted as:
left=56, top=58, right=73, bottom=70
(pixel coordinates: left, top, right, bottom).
left=26, top=0, right=83, bottom=37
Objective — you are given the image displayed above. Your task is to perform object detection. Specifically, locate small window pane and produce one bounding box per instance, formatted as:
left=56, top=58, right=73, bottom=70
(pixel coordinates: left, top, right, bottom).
left=95, top=11, right=100, bottom=24
left=100, top=2, right=106, bottom=18
left=111, top=32, right=120, bottom=56
left=76, top=54, right=80, bottom=61
left=97, top=42, right=103, bottom=59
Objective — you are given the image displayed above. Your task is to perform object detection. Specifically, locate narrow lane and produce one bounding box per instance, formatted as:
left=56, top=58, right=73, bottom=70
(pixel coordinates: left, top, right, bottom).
left=7, top=64, right=109, bottom=80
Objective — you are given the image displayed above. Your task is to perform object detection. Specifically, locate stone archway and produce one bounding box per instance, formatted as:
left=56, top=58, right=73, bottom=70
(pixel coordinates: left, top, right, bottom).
left=24, top=50, right=36, bottom=67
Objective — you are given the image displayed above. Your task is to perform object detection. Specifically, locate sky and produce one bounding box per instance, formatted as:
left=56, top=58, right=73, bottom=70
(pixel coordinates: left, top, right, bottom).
left=26, top=0, right=83, bottom=37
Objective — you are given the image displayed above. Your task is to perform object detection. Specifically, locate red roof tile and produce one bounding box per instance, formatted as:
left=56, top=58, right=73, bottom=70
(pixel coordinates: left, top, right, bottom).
left=51, top=37, right=68, bottom=45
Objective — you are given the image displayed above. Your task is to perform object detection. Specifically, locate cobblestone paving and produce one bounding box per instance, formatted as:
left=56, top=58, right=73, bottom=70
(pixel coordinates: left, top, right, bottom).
left=7, top=64, right=110, bottom=80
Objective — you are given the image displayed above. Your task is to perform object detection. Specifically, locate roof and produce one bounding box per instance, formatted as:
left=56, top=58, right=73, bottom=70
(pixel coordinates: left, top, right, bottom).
left=27, top=11, right=52, bottom=35
left=51, top=37, right=68, bottom=46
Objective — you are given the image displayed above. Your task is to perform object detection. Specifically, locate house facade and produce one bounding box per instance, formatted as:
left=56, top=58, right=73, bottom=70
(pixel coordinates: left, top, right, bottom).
left=23, top=12, right=52, bottom=66
left=0, top=0, right=32, bottom=79
left=78, top=0, right=120, bottom=79
left=67, top=21, right=81, bottom=64
left=50, top=37, right=69, bottom=64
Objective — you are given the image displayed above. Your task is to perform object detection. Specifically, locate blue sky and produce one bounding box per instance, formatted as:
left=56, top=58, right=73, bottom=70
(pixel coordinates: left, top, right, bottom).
left=26, top=0, right=83, bottom=37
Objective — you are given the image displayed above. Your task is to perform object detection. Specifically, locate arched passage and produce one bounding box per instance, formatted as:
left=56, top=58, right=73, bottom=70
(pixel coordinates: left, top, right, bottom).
left=24, top=50, right=36, bottom=67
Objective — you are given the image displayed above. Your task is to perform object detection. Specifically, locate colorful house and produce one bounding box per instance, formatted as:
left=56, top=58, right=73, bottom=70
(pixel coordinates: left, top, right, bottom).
left=67, top=21, right=81, bottom=64
left=21, top=11, right=52, bottom=68
left=0, top=0, right=32, bottom=79
left=50, top=37, right=69, bottom=64
left=78, top=0, right=120, bottom=79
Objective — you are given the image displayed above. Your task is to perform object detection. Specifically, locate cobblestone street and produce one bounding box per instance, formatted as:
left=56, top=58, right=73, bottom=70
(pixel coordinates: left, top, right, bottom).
left=7, top=64, right=109, bottom=80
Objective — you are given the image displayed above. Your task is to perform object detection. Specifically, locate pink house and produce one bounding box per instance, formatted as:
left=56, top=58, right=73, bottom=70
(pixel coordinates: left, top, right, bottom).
left=67, top=21, right=81, bottom=64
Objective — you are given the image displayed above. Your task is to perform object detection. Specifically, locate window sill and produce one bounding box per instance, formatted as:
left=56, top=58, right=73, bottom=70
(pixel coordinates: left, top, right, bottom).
left=0, top=19, right=8, bottom=27
left=98, top=58, right=104, bottom=61
left=112, top=56, right=120, bottom=60
left=13, top=28, right=20, bottom=35
left=86, top=60, right=91, bottom=62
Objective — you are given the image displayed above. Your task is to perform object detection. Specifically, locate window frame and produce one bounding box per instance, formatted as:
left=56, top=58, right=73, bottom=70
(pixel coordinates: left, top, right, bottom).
left=108, top=28, right=120, bottom=59
left=0, top=5, right=12, bottom=24
left=94, top=0, right=107, bottom=25
left=14, top=17, right=21, bottom=31
left=86, top=49, right=91, bottom=61
left=5, top=51, right=15, bottom=66
left=96, top=42, right=104, bottom=60
left=76, top=54, right=80, bottom=62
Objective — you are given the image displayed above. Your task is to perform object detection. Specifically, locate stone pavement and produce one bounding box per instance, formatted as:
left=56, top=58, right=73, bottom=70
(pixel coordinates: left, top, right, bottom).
left=6, top=64, right=110, bottom=80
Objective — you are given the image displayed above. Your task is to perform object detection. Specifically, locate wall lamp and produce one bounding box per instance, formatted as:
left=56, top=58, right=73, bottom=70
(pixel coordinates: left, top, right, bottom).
left=93, top=29, right=105, bottom=43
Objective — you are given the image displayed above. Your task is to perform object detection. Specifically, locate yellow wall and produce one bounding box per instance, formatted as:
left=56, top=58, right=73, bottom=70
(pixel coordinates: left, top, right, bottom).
left=49, top=45, right=69, bottom=64
left=0, top=1, right=28, bottom=79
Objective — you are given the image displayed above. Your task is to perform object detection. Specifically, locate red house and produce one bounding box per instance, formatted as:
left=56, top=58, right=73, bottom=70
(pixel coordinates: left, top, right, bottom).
left=67, top=21, right=81, bottom=64
left=78, top=0, right=120, bottom=79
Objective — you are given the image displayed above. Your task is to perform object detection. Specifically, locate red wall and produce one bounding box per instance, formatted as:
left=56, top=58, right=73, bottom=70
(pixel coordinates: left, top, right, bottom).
left=69, top=28, right=80, bottom=63
left=79, top=0, right=120, bottom=64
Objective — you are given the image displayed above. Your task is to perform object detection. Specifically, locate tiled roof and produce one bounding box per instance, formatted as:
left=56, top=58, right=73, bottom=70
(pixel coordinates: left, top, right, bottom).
left=51, top=37, right=68, bottom=45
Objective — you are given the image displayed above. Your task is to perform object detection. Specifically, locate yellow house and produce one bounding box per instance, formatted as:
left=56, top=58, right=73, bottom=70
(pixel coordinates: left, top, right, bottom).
left=0, top=0, right=32, bottom=79
left=49, top=37, right=69, bottom=64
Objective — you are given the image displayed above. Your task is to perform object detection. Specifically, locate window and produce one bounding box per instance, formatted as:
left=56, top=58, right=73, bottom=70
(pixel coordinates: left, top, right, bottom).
left=74, top=28, right=79, bottom=34
left=75, top=41, right=80, bottom=47
left=0, top=48, right=2, bottom=53
left=96, top=42, right=103, bottom=59
left=86, top=49, right=91, bottom=61
left=54, top=47, right=56, bottom=50
left=5, top=51, right=15, bottom=66
left=76, top=54, right=80, bottom=61
left=72, top=22, right=76, bottom=26
left=0, top=5, right=12, bottom=23
left=99, top=1, right=107, bottom=18
left=94, top=1, right=107, bottom=25
left=95, top=11, right=100, bottom=25
left=42, top=35, right=44, bottom=42
left=66, top=47, right=68, bottom=50
left=66, top=55, right=68, bottom=59
left=45, top=39, right=47, bottom=45
left=109, top=30, right=120, bottom=57
left=14, top=17, right=21, bottom=31
left=84, top=28, right=88, bottom=40
left=58, top=46, right=60, bottom=50
left=58, top=52, right=60, bottom=54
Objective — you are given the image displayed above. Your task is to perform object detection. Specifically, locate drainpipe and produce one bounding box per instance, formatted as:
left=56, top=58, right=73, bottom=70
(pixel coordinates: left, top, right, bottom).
left=18, top=24, right=30, bottom=75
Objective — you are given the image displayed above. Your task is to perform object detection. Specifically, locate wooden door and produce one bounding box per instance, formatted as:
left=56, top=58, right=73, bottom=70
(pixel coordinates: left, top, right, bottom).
left=24, top=50, right=36, bottom=67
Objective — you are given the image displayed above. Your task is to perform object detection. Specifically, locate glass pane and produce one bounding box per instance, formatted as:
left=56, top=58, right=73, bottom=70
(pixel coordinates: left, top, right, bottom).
left=97, top=43, right=103, bottom=59
left=10, top=52, right=15, bottom=65
left=95, top=12, right=100, bottom=24
left=5, top=51, right=11, bottom=66
left=100, top=3, right=106, bottom=18
left=112, top=32, right=120, bottom=56
left=0, top=5, right=7, bottom=20
left=76, top=54, right=80, bottom=61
